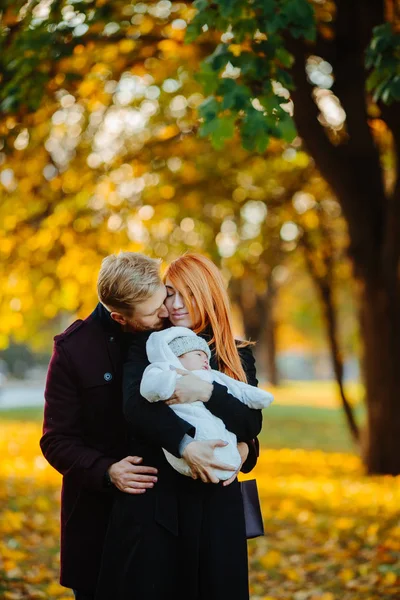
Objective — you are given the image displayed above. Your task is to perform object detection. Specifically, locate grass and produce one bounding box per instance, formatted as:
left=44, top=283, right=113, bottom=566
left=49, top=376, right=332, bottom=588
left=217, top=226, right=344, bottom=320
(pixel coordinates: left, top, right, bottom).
left=259, top=404, right=363, bottom=453
left=0, top=380, right=365, bottom=453
left=267, top=380, right=364, bottom=409
left=0, top=407, right=44, bottom=422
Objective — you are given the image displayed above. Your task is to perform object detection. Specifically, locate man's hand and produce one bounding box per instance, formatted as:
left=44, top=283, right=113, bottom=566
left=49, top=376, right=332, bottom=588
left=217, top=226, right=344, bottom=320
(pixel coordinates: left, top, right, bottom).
left=108, top=456, right=158, bottom=495
left=166, top=370, right=213, bottom=405
left=182, top=440, right=236, bottom=484
left=223, top=442, right=249, bottom=487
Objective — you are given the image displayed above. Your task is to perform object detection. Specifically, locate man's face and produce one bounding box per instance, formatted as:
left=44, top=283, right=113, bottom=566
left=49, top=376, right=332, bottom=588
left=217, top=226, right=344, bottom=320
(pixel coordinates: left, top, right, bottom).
left=111, top=285, right=169, bottom=332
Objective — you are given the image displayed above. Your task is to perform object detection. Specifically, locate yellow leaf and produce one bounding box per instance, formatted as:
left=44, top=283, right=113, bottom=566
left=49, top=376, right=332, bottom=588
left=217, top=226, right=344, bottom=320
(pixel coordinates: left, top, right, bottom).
left=119, top=39, right=136, bottom=53
left=0, top=510, right=25, bottom=532
left=78, top=79, right=98, bottom=97
left=229, top=44, right=242, bottom=57
left=284, top=567, right=303, bottom=582
left=339, top=568, right=354, bottom=582
left=46, top=582, right=67, bottom=595
left=335, top=517, right=355, bottom=530
left=383, top=571, right=398, bottom=585
left=35, top=496, right=51, bottom=512
left=259, top=550, right=281, bottom=569
left=160, top=185, right=175, bottom=200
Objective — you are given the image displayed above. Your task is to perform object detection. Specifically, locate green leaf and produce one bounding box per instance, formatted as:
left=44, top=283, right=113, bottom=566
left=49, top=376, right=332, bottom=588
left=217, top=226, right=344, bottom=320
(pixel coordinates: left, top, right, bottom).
left=236, top=53, right=260, bottom=77
left=281, top=0, right=316, bottom=41
left=241, top=108, right=270, bottom=153
left=194, top=0, right=209, bottom=10
left=264, top=14, right=283, bottom=35
left=186, top=20, right=205, bottom=44
left=284, top=0, right=314, bottom=23
left=216, top=0, right=243, bottom=19
left=232, top=19, right=256, bottom=43
left=206, top=44, right=231, bottom=71
left=198, top=96, right=220, bottom=121
left=196, top=62, right=220, bottom=95
left=276, top=47, right=294, bottom=68
left=372, top=79, right=388, bottom=103
left=390, top=75, right=400, bottom=100
left=279, top=112, right=297, bottom=142
left=381, top=85, right=392, bottom=104
left=260, top=94, right=281, bottom=113
left=276, top=68, right=294, bottom=90
left=185, top=2, right=213, bottom=42
left=200, top=115, right=236, bottom=150
left=254, top=0, right=277, bottom=19
left=219, top=79, right=251, bottom=111
left=366, top=69, right=382, bottom=93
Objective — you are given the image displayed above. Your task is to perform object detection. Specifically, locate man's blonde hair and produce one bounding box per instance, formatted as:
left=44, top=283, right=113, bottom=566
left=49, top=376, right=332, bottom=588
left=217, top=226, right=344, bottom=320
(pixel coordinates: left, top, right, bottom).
left=97, top=252, right=162, bottom=314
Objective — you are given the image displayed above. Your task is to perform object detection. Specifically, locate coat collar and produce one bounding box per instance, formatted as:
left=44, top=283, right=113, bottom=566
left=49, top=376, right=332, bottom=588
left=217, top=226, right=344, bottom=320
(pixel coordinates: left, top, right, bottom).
left=91, top=302, right=123, bottom=336
left=90, top=303, right=130, bottom=373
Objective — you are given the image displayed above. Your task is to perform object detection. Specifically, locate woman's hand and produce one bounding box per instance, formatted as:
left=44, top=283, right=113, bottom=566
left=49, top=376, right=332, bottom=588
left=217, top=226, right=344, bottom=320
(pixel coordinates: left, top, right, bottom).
left=166, top=370, right=213, bottom=405
left=182, top=440, right=235, bottom=483
left=222, top=442, right=249, bottom=487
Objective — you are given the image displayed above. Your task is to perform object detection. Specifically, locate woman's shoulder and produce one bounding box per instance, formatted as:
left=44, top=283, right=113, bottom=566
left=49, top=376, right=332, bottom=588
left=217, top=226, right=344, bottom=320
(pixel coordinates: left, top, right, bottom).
left=236, top=342, right=258, bottom=385
left=235, top=341, right=255, bottom=362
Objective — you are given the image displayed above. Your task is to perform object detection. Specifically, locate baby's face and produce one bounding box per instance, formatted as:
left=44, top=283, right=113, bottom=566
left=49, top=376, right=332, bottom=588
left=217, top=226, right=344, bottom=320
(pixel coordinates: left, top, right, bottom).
left=179, top=350, right=210, bottom=371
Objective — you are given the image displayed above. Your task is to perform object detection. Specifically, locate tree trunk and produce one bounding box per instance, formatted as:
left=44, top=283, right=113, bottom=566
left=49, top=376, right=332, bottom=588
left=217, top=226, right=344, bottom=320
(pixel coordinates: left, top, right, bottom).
left=319, top=284, right=360, bottom=444
left=360, top=277, right=400, bottom=474
left=300, top=230, right=360, bottom=444
left=231, top=278, right=279, bottom=385
left=256, top=280, right=279, bottom=386
left=286, top=1, right=400, bottom=471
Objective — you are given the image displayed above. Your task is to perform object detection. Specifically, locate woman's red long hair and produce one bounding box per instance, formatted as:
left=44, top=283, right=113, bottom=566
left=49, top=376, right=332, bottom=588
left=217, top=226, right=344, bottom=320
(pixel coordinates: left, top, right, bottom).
left=164, top=253, right=248, bottom=382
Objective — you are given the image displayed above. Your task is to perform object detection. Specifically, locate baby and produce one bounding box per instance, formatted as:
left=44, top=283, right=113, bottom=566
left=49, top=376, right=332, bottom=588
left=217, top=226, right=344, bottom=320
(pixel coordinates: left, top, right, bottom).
left=140, top=326, right=273, bottom=480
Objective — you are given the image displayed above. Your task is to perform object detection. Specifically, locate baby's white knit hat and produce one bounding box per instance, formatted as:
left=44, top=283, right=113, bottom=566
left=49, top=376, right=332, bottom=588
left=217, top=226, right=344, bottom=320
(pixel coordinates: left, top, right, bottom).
left=168, top=334, right=211, bottom=360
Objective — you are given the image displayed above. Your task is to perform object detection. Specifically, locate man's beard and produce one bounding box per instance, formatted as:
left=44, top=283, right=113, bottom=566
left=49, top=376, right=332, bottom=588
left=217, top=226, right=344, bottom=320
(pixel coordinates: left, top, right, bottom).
left=129, top=318, right=165, bottom=333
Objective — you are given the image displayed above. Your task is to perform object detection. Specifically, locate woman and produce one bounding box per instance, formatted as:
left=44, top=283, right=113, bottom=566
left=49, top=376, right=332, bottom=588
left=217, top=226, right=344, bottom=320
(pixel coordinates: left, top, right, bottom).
left=96, top=254, right=262, bottom=600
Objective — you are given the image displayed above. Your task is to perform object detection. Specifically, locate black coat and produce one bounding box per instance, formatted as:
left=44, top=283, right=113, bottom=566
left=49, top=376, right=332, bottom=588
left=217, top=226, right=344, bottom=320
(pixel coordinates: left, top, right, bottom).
left=40, top=305, right=259, bottom=593
left=95, top=336, right=263, bottom=600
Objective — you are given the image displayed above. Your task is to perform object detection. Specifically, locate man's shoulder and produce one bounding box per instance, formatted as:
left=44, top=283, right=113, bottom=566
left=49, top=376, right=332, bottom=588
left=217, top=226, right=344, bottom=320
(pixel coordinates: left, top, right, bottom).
left=54, top=313, right=97, bottom=346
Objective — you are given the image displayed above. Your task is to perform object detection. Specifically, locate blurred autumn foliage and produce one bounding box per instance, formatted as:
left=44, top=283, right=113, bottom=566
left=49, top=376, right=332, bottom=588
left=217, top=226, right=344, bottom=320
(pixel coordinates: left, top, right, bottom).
left=0, top=1, right=356, bottom=378
left=1, top=2, right=400, bottom=476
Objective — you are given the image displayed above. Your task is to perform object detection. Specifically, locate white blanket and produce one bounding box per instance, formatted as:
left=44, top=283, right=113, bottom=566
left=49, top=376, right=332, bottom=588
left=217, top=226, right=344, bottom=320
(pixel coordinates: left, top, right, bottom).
left=140, top=327, right=273, bottom=480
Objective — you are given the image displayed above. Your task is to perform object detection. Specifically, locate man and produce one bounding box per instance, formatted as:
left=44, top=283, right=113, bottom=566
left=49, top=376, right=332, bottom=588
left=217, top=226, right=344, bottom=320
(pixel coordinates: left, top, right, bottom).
left=41, top=252, right=258, bottom=600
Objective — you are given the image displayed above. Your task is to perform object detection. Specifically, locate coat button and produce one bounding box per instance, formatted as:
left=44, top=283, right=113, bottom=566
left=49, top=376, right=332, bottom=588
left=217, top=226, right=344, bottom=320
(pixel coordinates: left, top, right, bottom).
left=104, top=372, right=113, bottom=382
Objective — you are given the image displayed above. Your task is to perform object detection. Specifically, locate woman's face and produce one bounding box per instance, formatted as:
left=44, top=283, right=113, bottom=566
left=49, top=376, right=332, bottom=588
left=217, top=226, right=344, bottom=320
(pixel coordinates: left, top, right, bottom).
left=165, top=277, right=199, bottom=329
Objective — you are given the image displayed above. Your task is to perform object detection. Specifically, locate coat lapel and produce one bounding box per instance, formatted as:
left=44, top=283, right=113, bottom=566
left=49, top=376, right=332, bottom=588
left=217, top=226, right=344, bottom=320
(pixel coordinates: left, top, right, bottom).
left=92, top=303, right=123, bottom=377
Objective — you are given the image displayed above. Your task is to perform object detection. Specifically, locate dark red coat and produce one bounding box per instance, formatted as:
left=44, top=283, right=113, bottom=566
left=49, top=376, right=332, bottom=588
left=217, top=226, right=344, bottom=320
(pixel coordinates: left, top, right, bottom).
left=40, top=304, right=259, bottom=593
